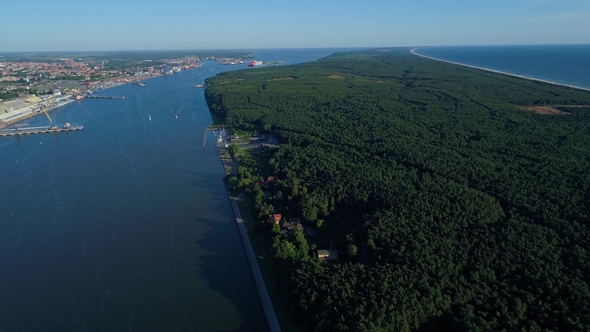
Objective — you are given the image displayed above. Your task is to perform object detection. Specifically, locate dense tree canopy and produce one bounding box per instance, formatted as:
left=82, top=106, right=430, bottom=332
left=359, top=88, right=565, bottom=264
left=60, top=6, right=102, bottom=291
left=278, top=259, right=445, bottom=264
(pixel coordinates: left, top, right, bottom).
left=206, top=48, right=590, bottom=331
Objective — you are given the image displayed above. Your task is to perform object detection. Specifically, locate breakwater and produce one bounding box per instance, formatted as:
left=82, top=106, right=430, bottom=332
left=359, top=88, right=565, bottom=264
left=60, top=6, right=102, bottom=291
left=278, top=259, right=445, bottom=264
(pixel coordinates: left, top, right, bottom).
left=0, top=125, right=83, bottom=136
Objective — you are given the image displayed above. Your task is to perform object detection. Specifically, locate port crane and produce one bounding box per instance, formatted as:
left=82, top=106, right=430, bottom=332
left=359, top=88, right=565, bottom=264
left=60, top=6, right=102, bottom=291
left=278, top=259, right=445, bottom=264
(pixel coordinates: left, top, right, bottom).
left=40, top=96, right=59, bottom=130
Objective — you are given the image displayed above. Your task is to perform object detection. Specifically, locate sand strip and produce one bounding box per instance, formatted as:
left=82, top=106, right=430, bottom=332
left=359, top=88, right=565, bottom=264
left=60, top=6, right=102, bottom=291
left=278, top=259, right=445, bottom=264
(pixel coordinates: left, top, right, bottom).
left=410, top=48, right=590, bottom=93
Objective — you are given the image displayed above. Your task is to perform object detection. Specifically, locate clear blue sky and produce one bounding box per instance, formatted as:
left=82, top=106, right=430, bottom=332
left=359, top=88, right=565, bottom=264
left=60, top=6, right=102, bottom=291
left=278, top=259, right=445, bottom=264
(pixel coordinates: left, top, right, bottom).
left=2, top=0, right=589, bottom=52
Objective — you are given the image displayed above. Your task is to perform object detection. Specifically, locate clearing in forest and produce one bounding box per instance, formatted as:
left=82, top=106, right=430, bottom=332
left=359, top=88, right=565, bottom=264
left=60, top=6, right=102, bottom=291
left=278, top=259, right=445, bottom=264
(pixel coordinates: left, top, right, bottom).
left=519, top=106, right=570, bottom=114
left=267, top=77, right=295, bottom=81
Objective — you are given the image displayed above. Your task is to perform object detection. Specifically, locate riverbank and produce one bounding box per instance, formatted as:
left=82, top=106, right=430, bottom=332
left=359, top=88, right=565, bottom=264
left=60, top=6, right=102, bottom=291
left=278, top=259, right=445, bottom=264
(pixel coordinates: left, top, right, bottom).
left=410, top=48, right=590, bottom=93
left=0, top=110, right=40, bottom=129
left=216, top=147, right=281, bottom=332
left=0, top=97, right=75, bottom=130
left=0, top=74, right=161, bottom=130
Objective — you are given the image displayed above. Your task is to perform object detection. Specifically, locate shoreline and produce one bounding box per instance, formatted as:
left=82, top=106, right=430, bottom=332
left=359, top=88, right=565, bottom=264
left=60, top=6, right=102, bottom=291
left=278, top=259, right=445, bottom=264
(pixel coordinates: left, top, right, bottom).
left=0, top=98, right=75, bottom=130
left=215, top=143, right=282, bottom=332
left=410, top=48, right=590, bottom=93
left=1, top=62, right=206, bottom=130
left=0, top=73, right=166, bottom=130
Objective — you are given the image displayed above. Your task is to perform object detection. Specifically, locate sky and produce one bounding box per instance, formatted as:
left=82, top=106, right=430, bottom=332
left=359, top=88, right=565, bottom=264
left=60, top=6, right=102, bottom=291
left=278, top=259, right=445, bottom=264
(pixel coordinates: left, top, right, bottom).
left=2, top=0, right=589, bottom=52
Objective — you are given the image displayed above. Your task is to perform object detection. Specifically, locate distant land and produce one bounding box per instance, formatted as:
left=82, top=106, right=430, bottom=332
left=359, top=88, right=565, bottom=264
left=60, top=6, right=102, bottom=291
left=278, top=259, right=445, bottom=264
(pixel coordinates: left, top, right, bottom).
left=0, top=50, right=252, bottom=97
left=205, top=48, right=590, bottom=331
left=0, top=50, right=252, bottom=128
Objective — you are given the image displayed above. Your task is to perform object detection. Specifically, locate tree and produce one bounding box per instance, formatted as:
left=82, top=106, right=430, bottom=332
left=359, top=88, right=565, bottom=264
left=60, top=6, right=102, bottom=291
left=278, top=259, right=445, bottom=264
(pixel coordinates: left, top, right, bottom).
left=229, top=143, right=241, bottom=158
left=346, top=244, right=358, bottom=260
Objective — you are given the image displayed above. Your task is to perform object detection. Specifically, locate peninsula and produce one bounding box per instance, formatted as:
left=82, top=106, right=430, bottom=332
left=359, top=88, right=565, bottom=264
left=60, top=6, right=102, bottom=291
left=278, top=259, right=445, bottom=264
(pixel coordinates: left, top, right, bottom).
left=205, top=48, right=590, bottom=331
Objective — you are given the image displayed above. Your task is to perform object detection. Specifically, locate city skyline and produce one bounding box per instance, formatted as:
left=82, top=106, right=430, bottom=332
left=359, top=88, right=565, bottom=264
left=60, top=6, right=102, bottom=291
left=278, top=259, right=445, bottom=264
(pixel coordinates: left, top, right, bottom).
left=2, top=0, right=590, bottom=52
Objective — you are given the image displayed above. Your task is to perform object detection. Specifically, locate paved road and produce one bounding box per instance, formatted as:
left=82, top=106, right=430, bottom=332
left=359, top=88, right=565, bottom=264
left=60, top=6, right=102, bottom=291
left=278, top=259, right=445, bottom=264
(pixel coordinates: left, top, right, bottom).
left=229, top=196, right=282, bottom=332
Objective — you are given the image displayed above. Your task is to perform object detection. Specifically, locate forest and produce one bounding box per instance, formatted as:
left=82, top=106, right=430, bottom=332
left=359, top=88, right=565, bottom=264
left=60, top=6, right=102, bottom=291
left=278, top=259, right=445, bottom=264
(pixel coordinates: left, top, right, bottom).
left=205, top=48, right=590, bottom=331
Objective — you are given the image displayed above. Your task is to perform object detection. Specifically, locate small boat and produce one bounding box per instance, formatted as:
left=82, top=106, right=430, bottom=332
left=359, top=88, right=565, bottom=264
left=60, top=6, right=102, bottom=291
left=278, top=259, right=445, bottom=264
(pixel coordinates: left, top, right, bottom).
left=149, top=114, right=152, bottom=121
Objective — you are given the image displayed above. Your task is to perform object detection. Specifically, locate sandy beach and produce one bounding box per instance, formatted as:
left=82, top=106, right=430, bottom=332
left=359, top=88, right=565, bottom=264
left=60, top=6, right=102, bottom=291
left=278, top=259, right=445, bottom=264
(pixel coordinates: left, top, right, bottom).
left=410, top=48, right=590, bottom=93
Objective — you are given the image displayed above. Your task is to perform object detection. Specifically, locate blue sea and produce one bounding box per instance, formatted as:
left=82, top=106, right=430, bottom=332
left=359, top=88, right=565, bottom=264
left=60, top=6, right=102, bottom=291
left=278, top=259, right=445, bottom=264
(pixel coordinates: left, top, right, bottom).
left=413, top=44, right=590, bottom=90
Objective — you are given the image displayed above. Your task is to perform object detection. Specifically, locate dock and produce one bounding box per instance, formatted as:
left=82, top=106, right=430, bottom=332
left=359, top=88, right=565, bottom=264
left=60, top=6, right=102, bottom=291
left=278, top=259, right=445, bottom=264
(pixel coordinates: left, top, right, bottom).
left=0, top=125, right=83, bottom=137
left=86, top=96, right=126, bottom=100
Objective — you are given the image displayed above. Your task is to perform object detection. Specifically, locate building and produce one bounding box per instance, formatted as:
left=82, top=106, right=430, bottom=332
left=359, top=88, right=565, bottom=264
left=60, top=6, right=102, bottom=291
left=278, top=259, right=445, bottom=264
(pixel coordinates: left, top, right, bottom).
left=281, top=220, right=303, bottom=235
left=267, top=214, right=282, bottom=224
left=318, top=250, right=339, bottom=261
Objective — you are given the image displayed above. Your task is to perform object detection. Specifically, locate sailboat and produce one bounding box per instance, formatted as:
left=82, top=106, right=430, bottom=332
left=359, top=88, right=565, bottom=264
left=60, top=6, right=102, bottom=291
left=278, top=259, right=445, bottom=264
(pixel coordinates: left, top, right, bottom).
left=149, top=114, right=152, bottom=121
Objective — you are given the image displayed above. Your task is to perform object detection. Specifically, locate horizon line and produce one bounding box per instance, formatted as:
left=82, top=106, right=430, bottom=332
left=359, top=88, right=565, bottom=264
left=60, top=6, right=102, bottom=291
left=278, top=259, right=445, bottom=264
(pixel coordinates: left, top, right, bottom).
left=2, top=43, right=590, bottom=54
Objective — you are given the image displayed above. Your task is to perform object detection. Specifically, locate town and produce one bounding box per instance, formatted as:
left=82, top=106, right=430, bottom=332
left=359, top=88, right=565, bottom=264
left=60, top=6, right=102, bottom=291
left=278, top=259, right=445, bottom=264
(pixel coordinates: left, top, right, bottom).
left=0, top=52, right=248, bottom=128
left=0, top=52, right=249, bottom=97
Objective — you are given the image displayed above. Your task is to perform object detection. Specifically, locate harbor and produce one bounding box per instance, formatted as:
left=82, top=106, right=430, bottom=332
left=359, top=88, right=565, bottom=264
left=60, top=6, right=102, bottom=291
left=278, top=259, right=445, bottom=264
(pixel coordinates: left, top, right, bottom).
left=0, top=94, right=88, bottom=135
left=0, top=95, right=75, bottom=129
left=201, top=127, right=229, bottom=148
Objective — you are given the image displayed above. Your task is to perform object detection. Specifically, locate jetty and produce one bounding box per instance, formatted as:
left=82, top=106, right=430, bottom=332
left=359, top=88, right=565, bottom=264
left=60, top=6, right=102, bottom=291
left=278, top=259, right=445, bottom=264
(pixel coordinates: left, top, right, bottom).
left=0, top=124, right=83, bottom=137
left=86, top=96, right=126, bottom=100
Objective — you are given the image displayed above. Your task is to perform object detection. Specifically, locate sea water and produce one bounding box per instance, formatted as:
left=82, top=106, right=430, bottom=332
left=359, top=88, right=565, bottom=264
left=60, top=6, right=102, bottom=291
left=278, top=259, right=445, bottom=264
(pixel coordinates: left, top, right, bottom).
left=413, top=44, right=590, bottom=90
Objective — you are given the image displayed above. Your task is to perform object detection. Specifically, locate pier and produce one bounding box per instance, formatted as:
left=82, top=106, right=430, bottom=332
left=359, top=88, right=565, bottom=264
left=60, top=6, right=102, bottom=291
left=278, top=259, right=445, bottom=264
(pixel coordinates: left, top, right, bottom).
left=0, top=125, right=83, bottom=137
left=86, top=96, right=126, bottom=100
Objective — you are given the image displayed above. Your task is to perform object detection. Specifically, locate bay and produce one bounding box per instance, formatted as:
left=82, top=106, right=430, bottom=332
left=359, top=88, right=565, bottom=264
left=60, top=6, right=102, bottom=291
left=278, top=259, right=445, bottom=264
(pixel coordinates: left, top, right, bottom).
left=0, top=49, right=349, bottom=332
left=413, top=44, right=590, bottom=90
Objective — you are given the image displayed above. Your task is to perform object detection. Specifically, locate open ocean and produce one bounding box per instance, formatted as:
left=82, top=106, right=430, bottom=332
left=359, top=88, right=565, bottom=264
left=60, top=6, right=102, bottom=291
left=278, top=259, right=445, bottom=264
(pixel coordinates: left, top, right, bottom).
left=413, top=44, right=590, bottom=90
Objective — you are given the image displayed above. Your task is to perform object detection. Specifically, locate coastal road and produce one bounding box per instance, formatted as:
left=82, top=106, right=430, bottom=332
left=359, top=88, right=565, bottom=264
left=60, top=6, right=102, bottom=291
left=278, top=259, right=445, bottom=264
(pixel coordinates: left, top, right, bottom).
left=229, top=196, right=282, bottom=332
